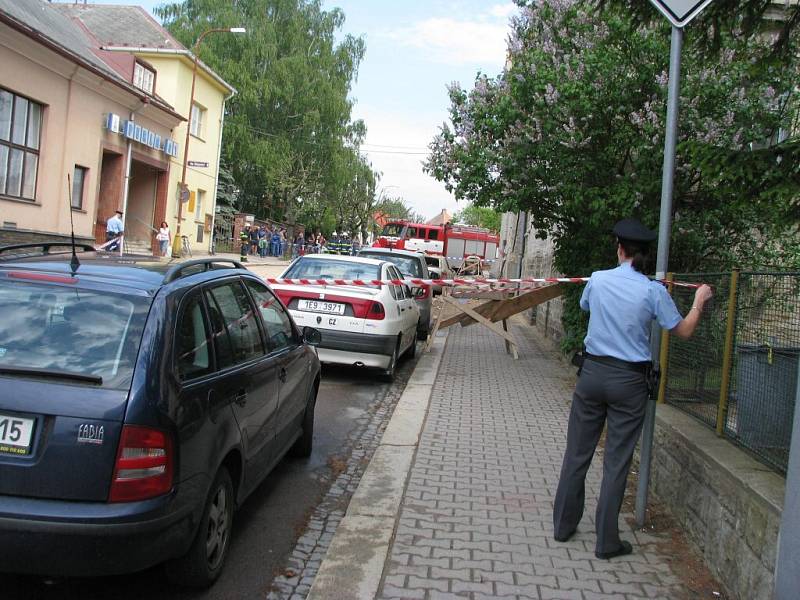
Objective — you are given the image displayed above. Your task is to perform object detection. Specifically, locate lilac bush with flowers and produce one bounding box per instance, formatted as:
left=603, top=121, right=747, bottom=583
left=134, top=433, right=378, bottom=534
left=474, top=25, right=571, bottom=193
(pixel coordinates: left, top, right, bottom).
left=425, top=0, right=799, bottom=351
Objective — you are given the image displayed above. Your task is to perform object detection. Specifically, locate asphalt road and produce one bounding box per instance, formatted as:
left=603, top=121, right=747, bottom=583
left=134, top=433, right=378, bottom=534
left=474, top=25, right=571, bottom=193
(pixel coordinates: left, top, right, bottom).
left=1, top=356, right=416, bottom=600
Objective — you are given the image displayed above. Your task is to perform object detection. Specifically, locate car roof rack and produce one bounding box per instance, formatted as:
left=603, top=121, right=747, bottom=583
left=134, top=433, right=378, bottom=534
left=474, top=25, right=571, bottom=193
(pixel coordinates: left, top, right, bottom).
left=162, top=258, right=246, bottom=284
left=0, top=242, right=97, bottom=259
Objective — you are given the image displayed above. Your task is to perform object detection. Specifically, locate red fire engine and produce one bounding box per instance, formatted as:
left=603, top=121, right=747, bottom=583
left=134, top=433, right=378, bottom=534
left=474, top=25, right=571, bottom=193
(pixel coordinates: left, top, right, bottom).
left=372, top=220, right=499, bottom=264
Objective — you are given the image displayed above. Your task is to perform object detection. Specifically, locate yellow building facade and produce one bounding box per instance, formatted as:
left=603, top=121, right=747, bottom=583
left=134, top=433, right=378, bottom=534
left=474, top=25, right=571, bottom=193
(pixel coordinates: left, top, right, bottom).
left=113, top=52, right=234, bottom=254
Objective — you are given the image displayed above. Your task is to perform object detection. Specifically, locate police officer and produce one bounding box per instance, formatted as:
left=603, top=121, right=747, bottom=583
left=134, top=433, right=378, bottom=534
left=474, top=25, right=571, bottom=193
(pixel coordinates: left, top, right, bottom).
left=553, top=218, right=712, bottom=559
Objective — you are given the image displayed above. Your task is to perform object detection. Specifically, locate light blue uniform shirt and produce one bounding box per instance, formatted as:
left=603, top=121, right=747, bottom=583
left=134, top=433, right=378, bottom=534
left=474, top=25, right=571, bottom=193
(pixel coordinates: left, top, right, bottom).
left=581, top=262, right=682, bottom=362
left=106, top=215, right=123, bottom=234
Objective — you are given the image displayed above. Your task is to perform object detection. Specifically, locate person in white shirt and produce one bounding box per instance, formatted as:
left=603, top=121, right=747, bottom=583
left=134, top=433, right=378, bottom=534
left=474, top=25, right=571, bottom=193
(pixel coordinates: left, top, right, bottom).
left=156, top=221, right=171, bottom=257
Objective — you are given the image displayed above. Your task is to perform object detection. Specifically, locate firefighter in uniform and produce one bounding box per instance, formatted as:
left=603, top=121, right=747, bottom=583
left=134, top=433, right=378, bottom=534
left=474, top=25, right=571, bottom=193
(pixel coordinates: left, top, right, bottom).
left=553, top=218, right=713, bottom=559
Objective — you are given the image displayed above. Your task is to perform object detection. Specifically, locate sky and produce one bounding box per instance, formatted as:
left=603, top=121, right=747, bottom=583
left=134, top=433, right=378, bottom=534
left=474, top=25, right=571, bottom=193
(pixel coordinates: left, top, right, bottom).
left=76, top=0, right=516, bottom=220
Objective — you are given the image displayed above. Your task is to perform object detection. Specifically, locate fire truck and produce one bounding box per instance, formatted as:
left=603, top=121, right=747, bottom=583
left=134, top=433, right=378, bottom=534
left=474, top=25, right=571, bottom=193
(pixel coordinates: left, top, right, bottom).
left=372, top=220, right=499, bottom=265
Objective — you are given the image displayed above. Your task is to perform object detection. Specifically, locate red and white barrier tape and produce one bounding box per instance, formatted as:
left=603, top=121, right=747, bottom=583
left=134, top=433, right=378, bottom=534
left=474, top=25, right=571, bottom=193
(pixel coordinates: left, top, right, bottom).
left=266, top=276, right=701, bottom=289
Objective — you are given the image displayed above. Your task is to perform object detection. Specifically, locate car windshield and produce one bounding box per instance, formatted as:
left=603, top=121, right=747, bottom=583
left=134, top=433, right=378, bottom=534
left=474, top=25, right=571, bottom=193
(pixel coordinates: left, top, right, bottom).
left=284, top=257, right=381, bottom=282
left=360, top=252, right=422, bottom=277
left=380, top=223, right=405, bottom=237
left=0, top=278, right=150, bottom=389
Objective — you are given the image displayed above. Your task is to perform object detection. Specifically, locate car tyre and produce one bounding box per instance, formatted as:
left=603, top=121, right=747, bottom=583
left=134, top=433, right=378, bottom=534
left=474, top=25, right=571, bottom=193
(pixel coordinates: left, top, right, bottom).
left=382, top=339, right=400, bottom=382
left=290, top=384, right=317, bottom=458
left=166, top=467, right=234, bottom=588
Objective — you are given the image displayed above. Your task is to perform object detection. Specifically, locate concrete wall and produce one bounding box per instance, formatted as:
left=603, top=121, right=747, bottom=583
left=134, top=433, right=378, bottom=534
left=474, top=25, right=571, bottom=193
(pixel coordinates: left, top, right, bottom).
left=649, top=405, right=785, bottom=600
left=498, top=212, right=566, bottom=342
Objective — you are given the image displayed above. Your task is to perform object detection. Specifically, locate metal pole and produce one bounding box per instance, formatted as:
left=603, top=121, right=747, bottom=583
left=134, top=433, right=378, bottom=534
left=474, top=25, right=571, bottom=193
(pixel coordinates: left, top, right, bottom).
left=716, top=270, right=740, bottom=435
left=635, top=25, right=683, bottom=527
left=171, top=42, right=201, bottom=258
left=774, top=353, right=800, bottom=598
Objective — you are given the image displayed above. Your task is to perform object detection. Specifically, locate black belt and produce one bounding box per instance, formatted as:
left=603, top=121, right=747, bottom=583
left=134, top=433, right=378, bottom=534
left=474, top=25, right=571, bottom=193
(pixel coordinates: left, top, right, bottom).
left=585, top=353, right=650, bottom=374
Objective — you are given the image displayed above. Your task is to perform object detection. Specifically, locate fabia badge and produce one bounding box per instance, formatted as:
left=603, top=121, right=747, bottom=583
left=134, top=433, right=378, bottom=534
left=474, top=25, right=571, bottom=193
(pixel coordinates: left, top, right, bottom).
left=77, top=423, right=104, bottom=445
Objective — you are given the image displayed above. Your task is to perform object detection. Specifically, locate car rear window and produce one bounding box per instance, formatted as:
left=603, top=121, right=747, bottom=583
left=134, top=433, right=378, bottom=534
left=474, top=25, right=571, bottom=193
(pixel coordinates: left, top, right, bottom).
left=0, top=278, right=150, bottom=389
left=359, top=253, right=422, bottom=277
left=284, top=257, right=381, bottom=282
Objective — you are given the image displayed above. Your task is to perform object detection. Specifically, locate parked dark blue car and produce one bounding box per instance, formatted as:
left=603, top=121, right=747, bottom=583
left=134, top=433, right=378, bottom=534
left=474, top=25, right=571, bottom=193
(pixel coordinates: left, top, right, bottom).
left=0, top=244, right=321, bottom=587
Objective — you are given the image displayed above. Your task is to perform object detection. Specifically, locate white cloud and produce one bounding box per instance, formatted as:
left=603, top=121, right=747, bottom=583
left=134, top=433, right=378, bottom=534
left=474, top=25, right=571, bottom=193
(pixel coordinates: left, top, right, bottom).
left=354, top=104, right=461, bottom=218
left=385, top=3, right=514, bottom=68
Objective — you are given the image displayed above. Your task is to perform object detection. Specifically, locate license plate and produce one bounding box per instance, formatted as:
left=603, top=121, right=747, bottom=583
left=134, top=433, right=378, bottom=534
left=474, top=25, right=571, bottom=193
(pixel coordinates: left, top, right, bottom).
left=297, top=299, right=345, bottom=315
left=0, top=413, right=35, bottom=456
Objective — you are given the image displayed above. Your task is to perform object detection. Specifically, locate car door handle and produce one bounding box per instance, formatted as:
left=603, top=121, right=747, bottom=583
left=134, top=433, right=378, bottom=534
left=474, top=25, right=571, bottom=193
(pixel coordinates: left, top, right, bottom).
left=234, top=389, right=247, bottom=407
left=279, top=367, right=287, bottom=383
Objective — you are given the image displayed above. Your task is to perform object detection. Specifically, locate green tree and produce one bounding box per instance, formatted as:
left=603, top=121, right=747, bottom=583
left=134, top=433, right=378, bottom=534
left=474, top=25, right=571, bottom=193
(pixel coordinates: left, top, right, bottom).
left=214, top=163, right=239, bottom=215
left=426, top=0, right=800, bottom=351
left=157, top=0, right=366, bottom=237
left=453, top=203, right=501, bottom=232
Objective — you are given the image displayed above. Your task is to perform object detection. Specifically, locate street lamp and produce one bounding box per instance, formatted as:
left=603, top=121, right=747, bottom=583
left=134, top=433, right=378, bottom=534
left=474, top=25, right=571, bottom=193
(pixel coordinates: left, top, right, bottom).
left=172, top=26, right=246, bottom=257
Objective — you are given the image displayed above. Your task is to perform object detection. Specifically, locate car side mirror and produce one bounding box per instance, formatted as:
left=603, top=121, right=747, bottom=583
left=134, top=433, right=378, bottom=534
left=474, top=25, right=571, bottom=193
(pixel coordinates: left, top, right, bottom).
left=412, top=287, right=426, bottom=298
left=302, top=326, right=322, bottom=346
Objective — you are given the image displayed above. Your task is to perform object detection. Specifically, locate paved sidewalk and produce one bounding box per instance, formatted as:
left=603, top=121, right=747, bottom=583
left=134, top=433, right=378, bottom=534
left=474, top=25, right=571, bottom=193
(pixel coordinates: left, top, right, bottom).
left=311, top=323, right=691, bottom=600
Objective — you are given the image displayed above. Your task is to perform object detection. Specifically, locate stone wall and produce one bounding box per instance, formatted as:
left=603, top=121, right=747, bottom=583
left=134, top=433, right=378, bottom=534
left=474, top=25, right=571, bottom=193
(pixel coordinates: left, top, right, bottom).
left=649, top=405, right=784, bottom=600
left=0, top=227, right=94, bottom=248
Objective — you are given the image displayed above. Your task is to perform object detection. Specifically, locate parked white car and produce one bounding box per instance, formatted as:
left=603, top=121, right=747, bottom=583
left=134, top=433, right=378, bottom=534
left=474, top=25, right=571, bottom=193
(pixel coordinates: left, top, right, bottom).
left=271, top=254, right=420, bottom=380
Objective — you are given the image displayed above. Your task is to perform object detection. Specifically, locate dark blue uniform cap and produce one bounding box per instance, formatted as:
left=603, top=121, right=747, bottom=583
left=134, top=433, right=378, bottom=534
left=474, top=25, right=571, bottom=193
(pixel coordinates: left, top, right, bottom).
left=613, top=218, right=657, bottom=244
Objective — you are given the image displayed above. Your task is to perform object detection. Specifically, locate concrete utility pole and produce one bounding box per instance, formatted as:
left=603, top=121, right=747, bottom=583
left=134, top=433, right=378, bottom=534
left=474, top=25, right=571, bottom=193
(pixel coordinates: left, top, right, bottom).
left=774, top=365, right=800, bottom=599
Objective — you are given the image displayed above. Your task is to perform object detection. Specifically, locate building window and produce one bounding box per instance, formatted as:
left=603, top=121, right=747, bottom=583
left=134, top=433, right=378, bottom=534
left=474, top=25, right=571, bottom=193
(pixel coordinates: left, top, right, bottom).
left=190, top=103, right=205, bottom=139
left=0, top=88, right=42, bottom=201
left=133, top=62, right=155, bottom=95
left=195, top=189, right=205, bottom=220
left=71, top=166, right=87, bottom=209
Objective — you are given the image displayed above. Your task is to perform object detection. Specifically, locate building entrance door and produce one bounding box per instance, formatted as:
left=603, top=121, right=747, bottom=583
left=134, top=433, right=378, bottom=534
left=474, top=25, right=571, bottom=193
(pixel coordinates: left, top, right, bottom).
left=125, top=160, right=160, bottom=255
left=95, top=151, right=124, bottom=244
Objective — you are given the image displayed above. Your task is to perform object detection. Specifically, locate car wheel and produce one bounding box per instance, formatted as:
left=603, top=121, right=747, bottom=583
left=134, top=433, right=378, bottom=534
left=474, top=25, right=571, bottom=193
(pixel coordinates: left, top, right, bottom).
left=290, top=384, right=318, bottom=458
left=382, top=338, right=400, bottom=382
left=166, top=467, right=234, bottom=588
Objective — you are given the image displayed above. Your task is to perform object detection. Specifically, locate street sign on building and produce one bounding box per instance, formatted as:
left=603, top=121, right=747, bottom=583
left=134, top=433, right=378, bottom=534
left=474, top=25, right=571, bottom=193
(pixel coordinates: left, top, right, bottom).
left=648, top=0, right=713, bottom=28
left=188, top=161, right=209, bottom=168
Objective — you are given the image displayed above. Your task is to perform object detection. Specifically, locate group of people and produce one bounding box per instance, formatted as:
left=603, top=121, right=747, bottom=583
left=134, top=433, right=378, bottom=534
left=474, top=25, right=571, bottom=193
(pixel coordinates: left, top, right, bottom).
left=322, top=232, right=361, bottom=255
left=239, top=224, right=288, bottom=258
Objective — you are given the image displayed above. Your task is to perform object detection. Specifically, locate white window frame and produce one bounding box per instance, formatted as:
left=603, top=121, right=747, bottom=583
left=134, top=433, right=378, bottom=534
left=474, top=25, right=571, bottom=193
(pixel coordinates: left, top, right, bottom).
left=190, top=103, right=205, bottom=139
left=195, top=189, right=205, bottom=220
left=133, top=62, right=155, bottom=95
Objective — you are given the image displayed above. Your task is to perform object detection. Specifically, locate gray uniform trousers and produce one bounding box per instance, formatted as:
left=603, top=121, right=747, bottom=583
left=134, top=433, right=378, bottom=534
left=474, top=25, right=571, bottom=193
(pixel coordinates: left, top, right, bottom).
left=553, top=358, right=649, bottom=553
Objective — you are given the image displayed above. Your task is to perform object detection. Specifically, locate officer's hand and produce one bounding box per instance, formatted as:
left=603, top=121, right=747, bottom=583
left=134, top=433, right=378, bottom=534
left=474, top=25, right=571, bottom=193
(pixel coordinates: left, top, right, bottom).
left=694, top=284, right=713, bottom=308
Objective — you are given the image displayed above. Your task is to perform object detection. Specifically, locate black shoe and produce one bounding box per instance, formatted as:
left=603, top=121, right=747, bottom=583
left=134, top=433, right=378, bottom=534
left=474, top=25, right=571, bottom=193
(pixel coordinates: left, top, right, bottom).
left=554, top=529, right=576, bottom=543
left=595, top=540, right=633, bottom=560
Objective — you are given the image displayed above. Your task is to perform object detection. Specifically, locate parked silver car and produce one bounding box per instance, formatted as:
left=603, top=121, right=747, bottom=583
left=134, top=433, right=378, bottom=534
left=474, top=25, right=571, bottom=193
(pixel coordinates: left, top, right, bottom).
left=357, top=247, right=432, bottom=340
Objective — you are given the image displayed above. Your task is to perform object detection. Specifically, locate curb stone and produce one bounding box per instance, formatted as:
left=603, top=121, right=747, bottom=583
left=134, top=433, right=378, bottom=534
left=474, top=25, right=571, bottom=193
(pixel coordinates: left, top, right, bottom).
left=306, top=331, right=449, bottom=600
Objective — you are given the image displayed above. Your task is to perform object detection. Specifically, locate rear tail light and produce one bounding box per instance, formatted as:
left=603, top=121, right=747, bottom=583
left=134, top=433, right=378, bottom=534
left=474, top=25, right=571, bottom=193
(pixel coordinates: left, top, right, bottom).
left=366, top=300, right=385, bottom=320
left=274, top=289, right=293, bottom=306
left=109, top=425, right=174, bottom=503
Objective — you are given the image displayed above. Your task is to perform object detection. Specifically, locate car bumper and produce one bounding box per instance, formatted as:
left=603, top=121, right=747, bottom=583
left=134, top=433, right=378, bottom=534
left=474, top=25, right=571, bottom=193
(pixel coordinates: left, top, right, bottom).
left=0, top=480, right=204, bottom=576
left=316, top=329, right=396, bottom=368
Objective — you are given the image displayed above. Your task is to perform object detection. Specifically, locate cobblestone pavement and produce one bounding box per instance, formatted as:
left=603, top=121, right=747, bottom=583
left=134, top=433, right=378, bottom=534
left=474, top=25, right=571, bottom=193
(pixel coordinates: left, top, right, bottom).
left=377, top=324, right=689, bottom=600
left=267, top=357, right=418, bottom=600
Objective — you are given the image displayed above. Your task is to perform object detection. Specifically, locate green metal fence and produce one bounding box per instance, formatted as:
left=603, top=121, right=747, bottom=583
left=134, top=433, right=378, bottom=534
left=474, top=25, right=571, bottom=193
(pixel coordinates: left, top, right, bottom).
left=662, top=271, right=800, bottom=475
